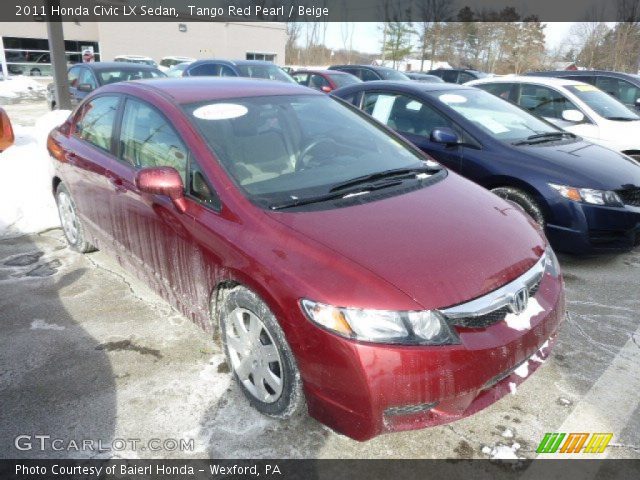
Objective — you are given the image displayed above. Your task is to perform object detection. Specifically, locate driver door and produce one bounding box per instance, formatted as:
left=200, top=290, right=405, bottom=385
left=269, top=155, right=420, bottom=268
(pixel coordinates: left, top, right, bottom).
left=360, top=91, right=463, bottom=172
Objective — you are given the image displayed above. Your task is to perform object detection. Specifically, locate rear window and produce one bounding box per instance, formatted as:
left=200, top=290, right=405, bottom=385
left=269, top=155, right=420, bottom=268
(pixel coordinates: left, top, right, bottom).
left=376, top=68, right=410, bottom=81
left=327, top=73, right=361, bottom=88
left=98, top=68, right=165, bottom=84
left=235, top=65, right=296, bottom=83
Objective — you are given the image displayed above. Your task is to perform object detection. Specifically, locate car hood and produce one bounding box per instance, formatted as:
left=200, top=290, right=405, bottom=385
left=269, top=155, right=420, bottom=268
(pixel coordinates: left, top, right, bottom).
left=267, top=173, right=545, bottom=310
left=517, top=139, right=640, bottom=190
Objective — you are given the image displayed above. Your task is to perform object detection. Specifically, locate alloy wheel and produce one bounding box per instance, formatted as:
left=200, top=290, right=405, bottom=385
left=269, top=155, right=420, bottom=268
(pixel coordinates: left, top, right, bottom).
left=57, top=191, right=79, bottom=245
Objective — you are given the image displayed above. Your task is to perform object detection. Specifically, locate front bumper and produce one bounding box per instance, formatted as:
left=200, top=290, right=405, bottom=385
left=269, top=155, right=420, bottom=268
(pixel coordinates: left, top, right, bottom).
left=545, top=201, right=640, bottom=254
left=294, top=266, right=565, bottom=441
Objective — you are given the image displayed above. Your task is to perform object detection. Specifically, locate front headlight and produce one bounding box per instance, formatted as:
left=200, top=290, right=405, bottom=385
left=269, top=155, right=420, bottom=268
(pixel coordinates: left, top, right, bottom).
left=300, top=299, right=459, bottom=345
left=544, top=247, right=561, bottom=277
left=549, top=183, right=623, bottom=207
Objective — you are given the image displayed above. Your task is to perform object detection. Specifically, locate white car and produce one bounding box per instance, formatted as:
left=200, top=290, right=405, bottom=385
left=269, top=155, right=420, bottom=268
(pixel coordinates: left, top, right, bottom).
left=159, top=56, right=196, bottom=72
left=467, top=75, right=640, bottom=159
left=114, top=55, right=158, bottom=67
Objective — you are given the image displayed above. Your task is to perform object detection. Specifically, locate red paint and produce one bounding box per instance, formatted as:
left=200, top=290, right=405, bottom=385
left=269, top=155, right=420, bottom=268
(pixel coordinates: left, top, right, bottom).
left=49, top=78, right=565, bottom=441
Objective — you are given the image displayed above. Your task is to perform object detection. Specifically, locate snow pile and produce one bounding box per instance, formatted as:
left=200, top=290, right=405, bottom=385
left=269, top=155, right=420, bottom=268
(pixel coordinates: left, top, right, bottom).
left=0, top=110, right=71, bottom=237
left=31, top=319, right=65, bottom=330
left=0, top=76, right=47, bottom=100
left=482, top=442, right=522, bottom=460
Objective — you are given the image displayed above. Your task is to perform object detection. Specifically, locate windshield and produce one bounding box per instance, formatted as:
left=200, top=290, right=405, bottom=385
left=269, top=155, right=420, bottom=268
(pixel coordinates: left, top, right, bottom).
left=377, top=68, right=410, bottom=81
left=431, top=88, right=561, bottom=142
left=565, top=84, right=639, bottom=120
left=327, top=73, right=361, bottom=87
left=98, top=68, right=165, bottom=84
left=235, top=64, right=296, bottom=83
left=184, top=95, right=435, bottom=208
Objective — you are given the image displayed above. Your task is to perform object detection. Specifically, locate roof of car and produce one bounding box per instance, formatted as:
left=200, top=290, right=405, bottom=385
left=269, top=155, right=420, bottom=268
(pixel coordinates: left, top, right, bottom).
left=330, top=65, right=394, bottom=71
left=338, top=80, right=471, bottom=93
left=528, top=69, right=640, bottom=78
left=189, top=59, right=279, bottom=67
left=111, top=77, right=320, bottom=104
left=467, top=75, right=586, bottom=87
left=292, top=69, right=351, bottom=75
left=76, top=62, right=162, bottom=72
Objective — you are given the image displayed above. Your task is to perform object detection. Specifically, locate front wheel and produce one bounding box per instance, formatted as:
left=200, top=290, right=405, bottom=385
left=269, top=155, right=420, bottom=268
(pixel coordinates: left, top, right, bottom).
left=491, top=187, right=546, bottom=227
left=55, top=183, right=96, bottom=253
left=219, top=286, right=304, bottom=418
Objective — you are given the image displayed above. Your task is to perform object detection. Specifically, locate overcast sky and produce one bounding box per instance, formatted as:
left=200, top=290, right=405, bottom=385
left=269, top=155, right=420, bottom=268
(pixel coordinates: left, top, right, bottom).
left=319, top=22, right=575, bottom=55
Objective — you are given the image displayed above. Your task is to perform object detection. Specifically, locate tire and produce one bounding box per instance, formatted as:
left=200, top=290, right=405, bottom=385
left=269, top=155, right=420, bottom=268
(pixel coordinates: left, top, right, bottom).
left=218, top=286, right=304, bottom=418
left=491, top=187, right=546, bottom=227
left=55, top=183, right=96, bottom=253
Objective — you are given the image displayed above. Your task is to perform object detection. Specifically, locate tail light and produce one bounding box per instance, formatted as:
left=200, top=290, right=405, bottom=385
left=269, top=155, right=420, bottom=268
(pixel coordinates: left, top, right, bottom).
left=0, top=107, right=15, bottom=152
left=47, top=134, right=65, bottom=162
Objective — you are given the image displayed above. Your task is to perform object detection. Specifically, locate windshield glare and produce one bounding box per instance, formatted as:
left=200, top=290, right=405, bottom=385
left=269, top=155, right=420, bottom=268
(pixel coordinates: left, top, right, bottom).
left=184, top=95, right=430, bottom=207
left=432, top=88, right=560, bottom=142
left=566, top=85, right=639, bottom=120
left=236, top=65, right=296, bottom=83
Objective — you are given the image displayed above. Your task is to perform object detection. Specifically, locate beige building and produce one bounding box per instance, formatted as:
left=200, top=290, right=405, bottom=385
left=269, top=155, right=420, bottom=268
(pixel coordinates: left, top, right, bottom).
left=0, top=21, right=287, bottom=76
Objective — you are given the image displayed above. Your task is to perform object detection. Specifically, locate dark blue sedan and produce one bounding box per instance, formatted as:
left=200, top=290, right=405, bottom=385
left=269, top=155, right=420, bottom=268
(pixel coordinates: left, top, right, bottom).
left=333, top=81, right=640, bottom=254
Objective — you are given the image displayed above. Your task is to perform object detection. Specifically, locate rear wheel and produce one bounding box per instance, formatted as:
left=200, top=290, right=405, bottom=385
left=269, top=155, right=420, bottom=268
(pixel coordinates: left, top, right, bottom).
left=491, top=187, right=545, bottom=227
left=219, top=286, right=304, bottom=418
left=55, top=183, right=96, bottom=253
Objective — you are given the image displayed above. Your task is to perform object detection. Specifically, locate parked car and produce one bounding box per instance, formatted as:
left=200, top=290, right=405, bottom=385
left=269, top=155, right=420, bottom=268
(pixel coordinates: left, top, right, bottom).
left=47, top=77, right=564, bottom=441
left=46, top=62, right=166, bottom=109
left=166, top=62, right=192, bottom=78
left=114, top=55, right=158, bottom=67
left=525, top=70, right=640, bottom=111
left=328, top=64, right=410, bottom=82
left=291, top=69, right=361, bottom=92
left=333, top=81, right=640, bottom=254
left=428, top=68, right=488, bottom=84
left=159, top=56, right=196, bottom=72
left=183, top=59, right=296, bottom=83
left=468, top=76, right=640, bottom=158
left=405, top=72, right=445, bottom=83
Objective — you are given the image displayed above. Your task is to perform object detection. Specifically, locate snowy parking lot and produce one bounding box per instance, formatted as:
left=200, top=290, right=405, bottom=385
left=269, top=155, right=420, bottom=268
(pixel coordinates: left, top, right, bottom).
left=1, top=95, right=639, bottom=460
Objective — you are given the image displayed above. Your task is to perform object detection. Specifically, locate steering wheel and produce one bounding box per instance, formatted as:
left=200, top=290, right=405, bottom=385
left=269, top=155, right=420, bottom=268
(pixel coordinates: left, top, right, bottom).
left=295, top=137, right=339, bottom=172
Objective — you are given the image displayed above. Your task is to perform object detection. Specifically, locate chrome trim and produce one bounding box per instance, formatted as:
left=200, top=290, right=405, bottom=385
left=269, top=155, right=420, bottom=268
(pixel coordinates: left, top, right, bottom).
left=440, top=253, right=546, bottom=319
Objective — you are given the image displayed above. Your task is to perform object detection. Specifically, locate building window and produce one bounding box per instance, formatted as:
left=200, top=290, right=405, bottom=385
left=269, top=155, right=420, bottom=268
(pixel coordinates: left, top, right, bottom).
left=246, top=52, right=276, bottom=62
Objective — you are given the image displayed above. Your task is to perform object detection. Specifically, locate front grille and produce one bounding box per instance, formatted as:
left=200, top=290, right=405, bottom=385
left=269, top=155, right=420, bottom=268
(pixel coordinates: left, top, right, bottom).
left=440, top=254, right=546, bottom=329
left=617, top=187, right=640, bottom=207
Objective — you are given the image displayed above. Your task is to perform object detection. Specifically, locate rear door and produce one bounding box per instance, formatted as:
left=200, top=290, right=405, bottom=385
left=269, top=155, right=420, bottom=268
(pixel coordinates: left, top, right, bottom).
left=360, top=90, right=463, bottom=171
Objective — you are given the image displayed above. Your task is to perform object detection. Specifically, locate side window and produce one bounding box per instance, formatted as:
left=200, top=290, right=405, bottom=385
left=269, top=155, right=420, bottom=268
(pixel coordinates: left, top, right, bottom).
left=189, top=63, right=219, bottom=76
left=219, top=65, right=237, bottom=77
left=119, top=99, right=188, bottom=182
left=477, top=83, right=513, bottom=100
left=361, top=69, right=379, bottom=81
left=78, top=68, right=98, bottom=90
left=309, top=74, right=330, bottom=90
left=442, top=70, right=459, bottom=83
left=458, top=72, right=475, bottom=84
left=292, top=73, right=309, bottom=86
left=68, top=67, right=81, bottom=88
left=74, top=96, right=120, bottom=152
left=362, top=92, right=452, bottom=136
left=596, top=76, right=640, bottom=105
left=518, top=84, right=577, bottom=119
left=188, top=161, right=221, bottom=210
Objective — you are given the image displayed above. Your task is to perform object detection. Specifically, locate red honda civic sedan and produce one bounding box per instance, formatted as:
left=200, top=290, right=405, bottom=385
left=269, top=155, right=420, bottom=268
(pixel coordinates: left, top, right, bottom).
left=47, top=78, right=565, bottom=441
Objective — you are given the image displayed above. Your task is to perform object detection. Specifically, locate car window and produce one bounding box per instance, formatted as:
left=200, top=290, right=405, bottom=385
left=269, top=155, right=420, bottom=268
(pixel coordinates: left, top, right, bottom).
left=292, top=73, right=309, bottom=86
left=518, top=84, right=578, bottom=120
left=442, top=70, right=458, bottom=83
left=596, top=76, right=640, bottom=106
left=219, top=65, right=237, bottom=77
left=68, top=66, right=81, bottom=88
left=565, top=84, right=639, bottom=120
left=361, top=69, right=380, bottom=81
left=235, top=64, right=295, bottom=83
left=188, top=160, right=220, bottom=209
left=119, top=99, right=188, bottom=181
left=78, top=68, right=97, bottom=89
left=74, top=96, right=120, bottom=152
left=97, top=68, right=164, bottom=84
left=476, top=83, right=513, bottom=100
left=363, top=92, right=452, bottom=136
left=458, top=72, right=476, bottom=84
left=189, top=63, right=219, bottom=76
left=309, top=74, right=330, bottom=90
left=327, top=73, right=360, bottom=88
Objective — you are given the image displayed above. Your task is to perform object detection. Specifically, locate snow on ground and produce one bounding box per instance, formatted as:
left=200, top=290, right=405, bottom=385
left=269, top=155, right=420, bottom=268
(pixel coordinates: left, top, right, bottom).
left=0, top=76, right=47, bottom=100
left=481, top=442, right=522, bottom=460
left=0, top=109, right=70, bottom=237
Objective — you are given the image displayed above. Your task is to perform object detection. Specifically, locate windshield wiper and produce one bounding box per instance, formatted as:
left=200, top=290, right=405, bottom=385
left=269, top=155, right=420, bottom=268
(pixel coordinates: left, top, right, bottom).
left=328, top=166, right=438, bottom=193
left=512, top=131, right=575, bottom=146
left=270, top=181, right=404, bottom=211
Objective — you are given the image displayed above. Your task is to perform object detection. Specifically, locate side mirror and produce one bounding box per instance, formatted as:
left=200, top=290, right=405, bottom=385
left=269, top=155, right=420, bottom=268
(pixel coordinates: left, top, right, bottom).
left=0, top=107, right=15, bottom=152
left=634, top=98, right=640, bottom=107
left=561, top=109, right=585, bottom=123
left=135, top=167, right=187, bottom=213
left=77, top=83, right=94, bottom=92
left=430, top=127, right=459, bottom=145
